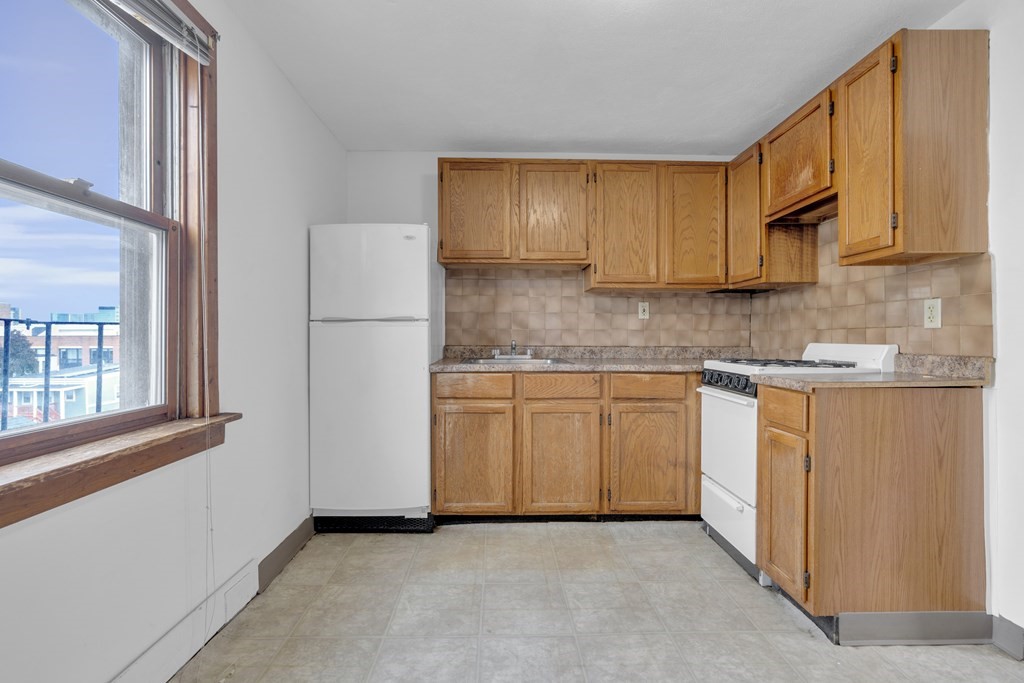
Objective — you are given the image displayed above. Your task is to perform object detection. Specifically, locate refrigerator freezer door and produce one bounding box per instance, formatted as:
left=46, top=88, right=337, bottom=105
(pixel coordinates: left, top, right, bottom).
left=310, top=223, right=429, bottom=321
left=309, top=321, right=430, bottom=513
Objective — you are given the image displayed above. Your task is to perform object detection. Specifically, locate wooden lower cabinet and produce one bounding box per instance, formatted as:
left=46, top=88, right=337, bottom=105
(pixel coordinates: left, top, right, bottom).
left=521, top=401, right=602, bottom=513
left=608, top=402, right=687, bottom=513
left=432, top=371, right=699, bottom=516
left=433, top=403, right=515, bottom=513
left=757, top=385, right=985, bottom=617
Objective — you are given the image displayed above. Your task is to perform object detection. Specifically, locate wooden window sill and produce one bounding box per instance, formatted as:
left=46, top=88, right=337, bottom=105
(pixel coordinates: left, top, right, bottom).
left=0, top=413, right=242, bottom=530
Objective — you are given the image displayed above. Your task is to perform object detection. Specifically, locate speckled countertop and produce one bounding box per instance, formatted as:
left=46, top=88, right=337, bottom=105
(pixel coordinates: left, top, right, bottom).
left=431, top=346, right=995, bottom=387
left=430, top=345, right=750, bottom=374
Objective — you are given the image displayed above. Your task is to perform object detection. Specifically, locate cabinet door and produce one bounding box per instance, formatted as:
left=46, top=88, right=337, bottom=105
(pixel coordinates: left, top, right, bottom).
left=592, top=163, right=659, bottom=284
left=434, top=403, right=514, bottom=513
left=608, top=401, right=687, bottom=512
left=519, top=162, right=589, bottom=261
left=835, top=42, right=896, bottom=259
left=727, top=144, right=763, bottom=284
left=762, top=90, right=833, bottom=217
left=758, top=426, right=809, bottom=604
left=439, top=160, right=512, bottom=259
left=521, top=401, right=602, bottom=513
left=663, top=164, right=727, bottom=285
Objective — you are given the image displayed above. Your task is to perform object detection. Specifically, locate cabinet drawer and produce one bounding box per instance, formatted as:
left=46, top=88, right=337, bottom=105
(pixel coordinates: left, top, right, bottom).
left=435, top=373, right=514, bottom=399
left=760, top=387, right=809, bottom=432
left=610, top=374, right=686, bottom=400
left=523, top=373, right=601, bottom=399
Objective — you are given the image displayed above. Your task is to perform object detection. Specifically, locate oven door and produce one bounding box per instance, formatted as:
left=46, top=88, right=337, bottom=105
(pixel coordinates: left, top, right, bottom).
left=697, top=385, right=757, bottom=506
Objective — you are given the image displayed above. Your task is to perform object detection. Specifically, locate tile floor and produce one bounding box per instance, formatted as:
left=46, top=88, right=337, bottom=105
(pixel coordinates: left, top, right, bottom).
left=171, top=521, right=1023, bottom=682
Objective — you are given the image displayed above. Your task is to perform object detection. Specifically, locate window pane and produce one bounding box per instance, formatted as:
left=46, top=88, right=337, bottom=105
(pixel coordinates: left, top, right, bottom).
left=0, top=194, right=166, bottom=434
left=0, top=0, right=150, bottom=209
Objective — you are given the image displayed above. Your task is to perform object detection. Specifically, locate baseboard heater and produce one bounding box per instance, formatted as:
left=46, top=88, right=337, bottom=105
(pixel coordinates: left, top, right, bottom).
left=314, top=514, right=435, bottom=533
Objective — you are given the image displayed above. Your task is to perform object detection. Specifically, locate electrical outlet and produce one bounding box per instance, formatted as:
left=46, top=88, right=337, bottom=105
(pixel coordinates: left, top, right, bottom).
left=638, top=301, right=650, bottom=320
left=924, top=298, right=942, bottom=329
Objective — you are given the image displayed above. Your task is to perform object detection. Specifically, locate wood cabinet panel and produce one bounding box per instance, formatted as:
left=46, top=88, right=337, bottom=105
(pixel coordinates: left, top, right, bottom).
left=439, top=160, right=512, bottom=259
left=835, top=42, right=895, bottom=259
left=608, top=401, right=687, bottom=513
left=759, top=426, right=809, bottom=605
left=435, top=373, right=514, bottom=399
left=761, top=388, right=809, bottom=432
left=434, top=403, right=514, bottom=513
left=762, top=90, right=833, bottom=218
left=610, top=373, right=686, bottom=400
left=522, top=373, right=601, bottom=399
left=518, top=163, right=589, bottom=261
left=663, top=164, right=726, bottom=285
left=521, top=402, right=601, bottom=513
left=592, top=162, right=659, bottom=284
left=835, top=30, right=988, bottom=265
left=727, top=143, right=763, bottom=285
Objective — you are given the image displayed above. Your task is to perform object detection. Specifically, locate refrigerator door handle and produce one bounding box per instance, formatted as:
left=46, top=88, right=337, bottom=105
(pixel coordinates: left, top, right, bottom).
left=318, top=316, right=427, bottom=322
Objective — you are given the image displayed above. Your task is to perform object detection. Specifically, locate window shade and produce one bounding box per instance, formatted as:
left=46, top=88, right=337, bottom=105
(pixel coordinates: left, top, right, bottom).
left=106, top=0, right=212, bottom=65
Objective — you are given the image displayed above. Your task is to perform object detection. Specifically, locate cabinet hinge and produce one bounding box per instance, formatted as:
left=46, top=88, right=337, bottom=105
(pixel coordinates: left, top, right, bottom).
left=804, top=455, right=811, bottom=472
left=607, top=488, right=612, bottom=502
left=439, top=239, right=444, bottom=250
left=757, top=152, right=763, bottom=165
left=758, top=255, right=764, bottom=267
left=432, top=488, right=437, bottom=503
left=803, top=572, right=811, bottom=589
left=828, top=159, right=835, bottom=174
left=586, top=173, right=590, bottom=184
left=593, top=172, right=598, bottom=183
left=600, top=414, right=604, bottom=426
left=439, top=170, right=443, bottom=182
left=890, top=213, right=899, bottom=229
left=890, top=55, right=898, bottom=73
left=828, top=100, right=834, bottom=116
left=607, top=413, right=612, bottom=426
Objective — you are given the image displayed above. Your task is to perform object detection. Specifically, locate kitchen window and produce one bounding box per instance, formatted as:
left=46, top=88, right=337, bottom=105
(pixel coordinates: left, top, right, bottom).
left=0, top=0, right=221, bottom=478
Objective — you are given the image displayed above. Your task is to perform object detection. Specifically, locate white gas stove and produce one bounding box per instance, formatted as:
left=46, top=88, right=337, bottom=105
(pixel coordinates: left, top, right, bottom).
left=698, top=343, right=898, bottom=579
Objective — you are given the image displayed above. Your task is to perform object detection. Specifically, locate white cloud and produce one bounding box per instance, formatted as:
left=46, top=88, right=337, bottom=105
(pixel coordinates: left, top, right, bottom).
left=0, top=258, right=118, bottom=288
left=0, top=222, right=119, bottom=251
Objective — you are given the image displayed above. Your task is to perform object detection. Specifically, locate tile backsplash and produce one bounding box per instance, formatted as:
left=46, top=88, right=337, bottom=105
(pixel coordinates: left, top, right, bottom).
left=445, top=269, right=751, bottom=348
left=444, top=218, right=994, bottom=359
left=750, top=219, right=994, bottom=358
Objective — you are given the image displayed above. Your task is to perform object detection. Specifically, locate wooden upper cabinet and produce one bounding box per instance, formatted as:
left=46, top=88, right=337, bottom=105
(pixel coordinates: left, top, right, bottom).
left=439, top=160, right=512, bottom=260
left=727, top=143, right=763, bottom=285
left=662, top=164, right=726, bottom=285
left=834, top=30, right=988, bottom=265
left=762, top=89, right=833, bottom=219
left=591, top=162, right=659, bottom=284
left=518, top=162, right=589, bottom=261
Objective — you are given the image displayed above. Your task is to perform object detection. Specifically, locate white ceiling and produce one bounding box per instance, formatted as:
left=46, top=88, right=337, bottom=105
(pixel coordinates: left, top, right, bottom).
left=223, top=0, right=966, bottom=156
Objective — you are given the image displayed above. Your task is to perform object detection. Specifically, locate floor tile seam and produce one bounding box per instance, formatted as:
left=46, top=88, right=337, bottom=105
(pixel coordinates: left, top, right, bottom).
left=365, top=536, right=418, bottom=681
left=726, top=628, right=814, bottom=683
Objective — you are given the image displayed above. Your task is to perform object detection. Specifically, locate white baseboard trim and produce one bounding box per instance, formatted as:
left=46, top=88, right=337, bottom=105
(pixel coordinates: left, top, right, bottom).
left=112, top=560, right=258, bottom=683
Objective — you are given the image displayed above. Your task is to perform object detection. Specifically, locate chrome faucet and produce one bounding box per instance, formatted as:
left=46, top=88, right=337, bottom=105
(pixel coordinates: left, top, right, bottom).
left=510, top=339, right=517, bottom=355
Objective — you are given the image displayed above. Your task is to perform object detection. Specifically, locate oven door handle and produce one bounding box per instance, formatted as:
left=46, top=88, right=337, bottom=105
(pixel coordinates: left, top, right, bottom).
left=703, top=476, right=748, bottom=513
left=697, top=386, right=757, bottom=408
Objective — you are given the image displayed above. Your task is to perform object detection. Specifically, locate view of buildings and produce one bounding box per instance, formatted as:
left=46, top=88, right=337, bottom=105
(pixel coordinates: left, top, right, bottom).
left=0, top=303, right=120, bottom=431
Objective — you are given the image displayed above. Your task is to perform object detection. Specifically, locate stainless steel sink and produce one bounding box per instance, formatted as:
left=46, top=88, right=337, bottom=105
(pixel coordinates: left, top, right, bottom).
left=465, top=358, right=573, bottom=365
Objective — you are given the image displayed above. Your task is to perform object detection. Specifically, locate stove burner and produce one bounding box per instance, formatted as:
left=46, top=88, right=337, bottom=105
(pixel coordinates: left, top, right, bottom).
left=718, top=358, right=858, bottom=369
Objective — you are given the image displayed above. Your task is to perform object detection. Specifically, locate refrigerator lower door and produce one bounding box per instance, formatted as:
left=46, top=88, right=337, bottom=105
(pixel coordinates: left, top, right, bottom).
left=310, top=321, right=430, bottom=515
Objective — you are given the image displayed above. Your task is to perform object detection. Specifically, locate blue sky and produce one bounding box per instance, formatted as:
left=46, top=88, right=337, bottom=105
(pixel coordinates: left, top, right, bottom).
left=0, top=0, right=121, bottom=320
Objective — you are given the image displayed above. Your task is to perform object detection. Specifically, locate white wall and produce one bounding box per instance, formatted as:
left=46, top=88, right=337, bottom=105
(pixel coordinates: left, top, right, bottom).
left=933, top=0, right=1024, bottom=628
left=0, top=1, right=348, bottom=680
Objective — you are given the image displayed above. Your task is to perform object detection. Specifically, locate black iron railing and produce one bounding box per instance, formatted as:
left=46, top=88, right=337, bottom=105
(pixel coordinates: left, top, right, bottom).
left=0, top=317, right=119, bottom=432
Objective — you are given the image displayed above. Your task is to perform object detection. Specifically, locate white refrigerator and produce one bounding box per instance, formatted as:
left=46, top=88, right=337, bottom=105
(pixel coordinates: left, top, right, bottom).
left=308, top=223, right=444, bottom=520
